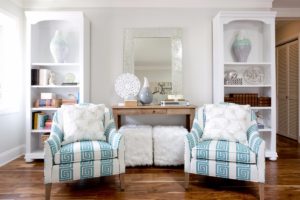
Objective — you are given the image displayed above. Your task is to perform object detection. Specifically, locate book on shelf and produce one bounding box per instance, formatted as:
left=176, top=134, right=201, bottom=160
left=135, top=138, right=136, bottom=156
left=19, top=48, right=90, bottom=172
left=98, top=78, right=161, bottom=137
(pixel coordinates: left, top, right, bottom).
left=39, top=69, right=50, bottom=86
left=31, top=69, right=39, bottom=85
left=33, top=112, right=49, bottom=129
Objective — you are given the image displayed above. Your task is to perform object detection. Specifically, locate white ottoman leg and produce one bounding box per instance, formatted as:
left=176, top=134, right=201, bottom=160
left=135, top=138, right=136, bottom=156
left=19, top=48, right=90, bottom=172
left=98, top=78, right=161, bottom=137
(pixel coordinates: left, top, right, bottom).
left=153, top=126, right=188, bottom=166
left=119, top=125, right=153, bottom=167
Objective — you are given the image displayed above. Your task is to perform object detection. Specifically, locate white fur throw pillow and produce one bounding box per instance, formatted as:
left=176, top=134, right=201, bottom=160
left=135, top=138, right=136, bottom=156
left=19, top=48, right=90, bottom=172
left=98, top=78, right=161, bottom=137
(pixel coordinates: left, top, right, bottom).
left=202, top=104, right=250, bottom=146
left=62, top=104, right=106, bottom=145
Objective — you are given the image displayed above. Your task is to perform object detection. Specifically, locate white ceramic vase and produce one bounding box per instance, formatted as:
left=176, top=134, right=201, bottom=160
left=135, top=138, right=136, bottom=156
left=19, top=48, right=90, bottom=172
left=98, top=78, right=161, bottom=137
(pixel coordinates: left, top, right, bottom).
left=50, top=30, right=69, bottom=63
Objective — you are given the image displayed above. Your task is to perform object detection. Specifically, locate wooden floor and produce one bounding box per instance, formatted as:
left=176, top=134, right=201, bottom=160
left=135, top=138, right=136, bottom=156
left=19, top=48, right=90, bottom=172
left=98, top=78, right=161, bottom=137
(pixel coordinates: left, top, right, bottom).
left=0, top=135, right=299, bottom=200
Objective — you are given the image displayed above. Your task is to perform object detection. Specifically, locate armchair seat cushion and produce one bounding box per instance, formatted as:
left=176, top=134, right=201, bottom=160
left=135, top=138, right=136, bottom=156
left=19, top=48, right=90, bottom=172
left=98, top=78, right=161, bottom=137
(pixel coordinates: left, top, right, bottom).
left=191, top=140, right=256, bottom=164
left=54, top=140, right=117, bottom=164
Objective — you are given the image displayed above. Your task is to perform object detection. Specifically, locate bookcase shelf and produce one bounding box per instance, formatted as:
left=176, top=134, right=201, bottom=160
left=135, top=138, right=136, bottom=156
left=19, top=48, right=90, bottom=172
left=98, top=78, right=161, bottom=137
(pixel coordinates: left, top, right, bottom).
left=32, top=129, right=51, bottom=133
left=224, top=85, right=271, bottom=88
left=31, top=85, right=80, bottom=88
left=32, top=62, right=80, bottom=67
left=213, top=11, right=277, bottom=160
left=224, top=62, right=271, bottom=66
left=32, top=107, right=59, bottom=111
left=25, top=11, right=90, bottom=162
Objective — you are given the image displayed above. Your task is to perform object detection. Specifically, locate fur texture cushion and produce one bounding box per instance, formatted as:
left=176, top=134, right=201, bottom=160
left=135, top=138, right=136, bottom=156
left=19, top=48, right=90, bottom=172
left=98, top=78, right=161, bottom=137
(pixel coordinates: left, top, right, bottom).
left=119, top=125, right=153, bottom=166
left=202, top=104, right=250, bottom=146
left=153, top=126, right=188, bottom=166
left=62, top=104, right=106, bottom=145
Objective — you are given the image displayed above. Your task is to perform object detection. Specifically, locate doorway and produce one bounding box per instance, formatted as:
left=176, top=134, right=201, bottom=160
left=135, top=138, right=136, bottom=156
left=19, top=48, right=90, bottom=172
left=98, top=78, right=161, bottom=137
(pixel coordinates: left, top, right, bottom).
left=276, top=20, right=300, bottom=141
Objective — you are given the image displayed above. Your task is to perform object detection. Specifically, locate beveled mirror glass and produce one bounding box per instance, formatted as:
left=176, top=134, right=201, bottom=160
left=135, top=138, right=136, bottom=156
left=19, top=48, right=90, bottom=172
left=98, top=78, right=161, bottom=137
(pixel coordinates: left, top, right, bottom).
left=123, top=28, right=183, bottom=104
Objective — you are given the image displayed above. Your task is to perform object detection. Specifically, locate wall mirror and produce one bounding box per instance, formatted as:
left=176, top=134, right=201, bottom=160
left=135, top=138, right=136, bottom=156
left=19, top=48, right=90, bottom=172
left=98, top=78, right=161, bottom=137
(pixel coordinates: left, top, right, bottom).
left=123, top=28, right=183, bottom=104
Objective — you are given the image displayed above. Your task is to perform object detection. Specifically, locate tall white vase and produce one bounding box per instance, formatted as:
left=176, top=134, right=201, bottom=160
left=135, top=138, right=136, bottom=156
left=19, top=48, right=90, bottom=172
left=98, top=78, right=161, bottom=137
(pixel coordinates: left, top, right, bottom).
left=50, top=30, right=69, bottom=63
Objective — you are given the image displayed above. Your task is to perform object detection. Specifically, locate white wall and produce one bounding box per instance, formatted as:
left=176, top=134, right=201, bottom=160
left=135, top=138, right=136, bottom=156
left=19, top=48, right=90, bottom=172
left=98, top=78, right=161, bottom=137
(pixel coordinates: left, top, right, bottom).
left=82, top=8, right=215, bottom=106
left=0, top=0, right=25, bottom=166
left=77, top=8, right=217, bottom=125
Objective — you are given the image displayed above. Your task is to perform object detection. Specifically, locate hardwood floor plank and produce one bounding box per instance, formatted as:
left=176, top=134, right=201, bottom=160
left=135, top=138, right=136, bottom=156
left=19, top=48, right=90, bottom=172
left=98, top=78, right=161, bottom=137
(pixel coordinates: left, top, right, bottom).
left=0, top=135, right=299, bottom=199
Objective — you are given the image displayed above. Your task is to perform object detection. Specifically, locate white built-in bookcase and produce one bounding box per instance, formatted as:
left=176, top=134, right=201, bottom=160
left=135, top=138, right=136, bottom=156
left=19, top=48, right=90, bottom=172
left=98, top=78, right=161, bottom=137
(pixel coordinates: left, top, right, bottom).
left=25, top=11, right=90, bottom=162
left=213, top=11, right=277, bottom=160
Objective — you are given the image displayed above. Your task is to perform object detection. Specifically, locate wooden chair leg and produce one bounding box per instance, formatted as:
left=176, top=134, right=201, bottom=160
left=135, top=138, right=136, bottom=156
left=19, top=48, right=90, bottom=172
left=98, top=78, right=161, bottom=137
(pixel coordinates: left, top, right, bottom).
left=259, top=183, right=264, bottom=200
left=45, top=183, right=52, bottom=200
left=184, top=173, right=189, bottom=190
left=120, top=174, right=125, bottom=191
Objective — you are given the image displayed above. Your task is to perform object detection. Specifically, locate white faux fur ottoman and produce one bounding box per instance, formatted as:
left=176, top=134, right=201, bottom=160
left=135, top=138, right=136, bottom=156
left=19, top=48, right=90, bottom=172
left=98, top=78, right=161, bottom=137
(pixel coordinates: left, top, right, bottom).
left=119, top=125, right=153, bottom=167
left=153, top=126, right=188, bottom=166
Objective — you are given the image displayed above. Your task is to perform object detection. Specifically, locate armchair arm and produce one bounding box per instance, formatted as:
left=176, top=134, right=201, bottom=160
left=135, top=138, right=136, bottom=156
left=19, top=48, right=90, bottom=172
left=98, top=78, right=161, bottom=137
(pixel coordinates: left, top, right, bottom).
left=44, top=112, right=63, bottom=158
left=184, top=119, right=203, bottom=173
left=247, top=114, right=265, bottom=183
left=44, top=112, right=63, bottom=184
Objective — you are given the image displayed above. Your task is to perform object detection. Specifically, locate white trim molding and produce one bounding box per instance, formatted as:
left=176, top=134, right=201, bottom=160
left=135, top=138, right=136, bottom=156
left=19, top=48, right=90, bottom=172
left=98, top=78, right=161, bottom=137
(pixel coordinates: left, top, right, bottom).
left=21, top=0, right=273, bottom=9
left=0, top=145, right=25, bottom=167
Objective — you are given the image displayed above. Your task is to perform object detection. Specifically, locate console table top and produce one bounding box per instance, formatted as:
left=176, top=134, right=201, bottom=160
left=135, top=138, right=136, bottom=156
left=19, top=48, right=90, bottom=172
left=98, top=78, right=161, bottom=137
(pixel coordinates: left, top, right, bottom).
left=112, top=105, right=197, bottom=109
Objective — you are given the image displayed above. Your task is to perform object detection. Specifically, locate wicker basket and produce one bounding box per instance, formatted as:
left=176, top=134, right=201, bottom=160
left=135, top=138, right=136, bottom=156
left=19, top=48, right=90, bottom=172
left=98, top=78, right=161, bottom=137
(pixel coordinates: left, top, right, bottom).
left=41, top=133, right=50, bottom=144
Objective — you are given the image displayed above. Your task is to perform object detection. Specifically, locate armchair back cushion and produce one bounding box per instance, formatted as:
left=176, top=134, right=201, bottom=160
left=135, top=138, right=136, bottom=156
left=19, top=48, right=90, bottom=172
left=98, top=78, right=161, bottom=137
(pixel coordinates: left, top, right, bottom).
left=202, top=104, right=251, bottom=146
left=62, top=104, right=106, bottom=145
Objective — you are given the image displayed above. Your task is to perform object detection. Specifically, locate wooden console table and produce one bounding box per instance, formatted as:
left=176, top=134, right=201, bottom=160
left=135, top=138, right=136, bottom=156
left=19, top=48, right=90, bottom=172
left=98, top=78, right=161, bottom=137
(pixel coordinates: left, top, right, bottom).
left=111, top=105, right=197, bottom=131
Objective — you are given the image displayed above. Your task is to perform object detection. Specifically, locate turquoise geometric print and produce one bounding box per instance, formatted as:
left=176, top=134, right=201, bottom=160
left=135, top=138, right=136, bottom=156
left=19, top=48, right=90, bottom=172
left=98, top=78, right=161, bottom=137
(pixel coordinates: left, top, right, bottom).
left=59, top=163, right=73, bottom=181
left=80, top=141, right=94, bottom=162
left=80, top=161, right=94, bottom=179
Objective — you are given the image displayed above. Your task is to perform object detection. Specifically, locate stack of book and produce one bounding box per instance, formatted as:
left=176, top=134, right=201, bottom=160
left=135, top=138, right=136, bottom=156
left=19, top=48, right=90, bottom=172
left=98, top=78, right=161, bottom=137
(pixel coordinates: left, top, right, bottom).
left=160, top=99, right=190, bottom=106
left=224, top=93, right=271, bottom=107
left=34, top=93, right=62, bottom=108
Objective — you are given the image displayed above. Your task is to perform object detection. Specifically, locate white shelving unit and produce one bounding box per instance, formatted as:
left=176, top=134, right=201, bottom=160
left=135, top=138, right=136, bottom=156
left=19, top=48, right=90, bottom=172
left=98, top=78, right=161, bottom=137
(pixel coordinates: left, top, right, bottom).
left=213, top=11, right=277, bottom=160
left=25, top=11, right=90, bottom=162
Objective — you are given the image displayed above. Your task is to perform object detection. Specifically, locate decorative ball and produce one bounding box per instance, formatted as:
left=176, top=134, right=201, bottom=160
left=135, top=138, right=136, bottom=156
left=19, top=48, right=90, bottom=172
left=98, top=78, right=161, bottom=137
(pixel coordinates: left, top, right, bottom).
left=114, top=73, right=140, bottom=99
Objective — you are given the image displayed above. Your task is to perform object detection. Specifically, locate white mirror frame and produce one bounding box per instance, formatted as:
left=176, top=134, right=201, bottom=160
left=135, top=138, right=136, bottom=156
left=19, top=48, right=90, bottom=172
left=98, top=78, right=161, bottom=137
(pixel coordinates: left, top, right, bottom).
left=123, top=28, right=183, bottom=95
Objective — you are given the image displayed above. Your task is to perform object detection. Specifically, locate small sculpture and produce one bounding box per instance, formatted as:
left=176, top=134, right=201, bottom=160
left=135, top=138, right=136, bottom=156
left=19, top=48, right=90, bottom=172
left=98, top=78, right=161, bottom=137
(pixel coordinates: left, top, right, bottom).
left=48, top=71, right=55, bottom=85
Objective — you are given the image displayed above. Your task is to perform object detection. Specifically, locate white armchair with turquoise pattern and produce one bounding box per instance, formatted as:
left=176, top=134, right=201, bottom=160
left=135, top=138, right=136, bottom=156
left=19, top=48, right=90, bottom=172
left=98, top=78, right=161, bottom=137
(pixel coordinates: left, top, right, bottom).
left=184, top=104, right=265, bottom=200
left=44, top=106, right=125, bottom=200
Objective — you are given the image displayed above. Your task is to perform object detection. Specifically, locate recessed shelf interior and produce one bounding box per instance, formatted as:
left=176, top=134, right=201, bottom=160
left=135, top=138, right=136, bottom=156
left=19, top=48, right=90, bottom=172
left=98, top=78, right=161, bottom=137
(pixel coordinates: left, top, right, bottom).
left=31, top=20, right=80, bottom=63
left=223, top=20, right=271, bottom=63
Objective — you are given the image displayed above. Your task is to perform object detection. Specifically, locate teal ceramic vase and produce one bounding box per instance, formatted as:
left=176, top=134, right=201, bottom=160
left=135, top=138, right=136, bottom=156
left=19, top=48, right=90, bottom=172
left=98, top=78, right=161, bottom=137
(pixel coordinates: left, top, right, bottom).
left=232, top=31, right=251, bottom=62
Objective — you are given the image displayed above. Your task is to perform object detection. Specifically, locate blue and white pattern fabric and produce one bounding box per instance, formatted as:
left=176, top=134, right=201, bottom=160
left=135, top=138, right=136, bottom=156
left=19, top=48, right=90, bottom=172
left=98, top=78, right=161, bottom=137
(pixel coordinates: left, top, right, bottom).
left=44, top=106, right=125, bottom=184
left=185, top=104, right=265, bottom=184
left=51, top=159, right=121, bottom=183
left=54, top=140, right=118, bottom=164
left=190, top=158, right=258, bottom=182
left=191, top=140, right=257, bottom=164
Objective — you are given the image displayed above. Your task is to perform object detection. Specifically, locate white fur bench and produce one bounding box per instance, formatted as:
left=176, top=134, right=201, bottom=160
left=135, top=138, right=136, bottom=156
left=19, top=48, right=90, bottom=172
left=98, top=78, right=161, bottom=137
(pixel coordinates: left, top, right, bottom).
left=119, top=125, right=153, bottom=167
left=153, top=126, right=188, bottom=166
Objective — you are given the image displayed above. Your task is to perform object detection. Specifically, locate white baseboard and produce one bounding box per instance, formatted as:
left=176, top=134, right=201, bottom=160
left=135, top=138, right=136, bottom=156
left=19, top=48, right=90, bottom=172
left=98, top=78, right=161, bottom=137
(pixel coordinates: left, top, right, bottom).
left=0, top=145, right=25, bottom=167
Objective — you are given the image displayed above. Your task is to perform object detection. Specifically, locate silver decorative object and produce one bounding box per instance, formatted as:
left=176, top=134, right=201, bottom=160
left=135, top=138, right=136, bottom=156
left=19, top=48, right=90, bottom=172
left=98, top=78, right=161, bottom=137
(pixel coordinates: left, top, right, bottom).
left=243, top=67, right=264, bottom=84
left=232, top=31, right=251, bottom=62
left=50, top=30, right=69, bottom=63
left=138, top=77, right=153, bottom=105
left=114, top=73, right=140, bottom=100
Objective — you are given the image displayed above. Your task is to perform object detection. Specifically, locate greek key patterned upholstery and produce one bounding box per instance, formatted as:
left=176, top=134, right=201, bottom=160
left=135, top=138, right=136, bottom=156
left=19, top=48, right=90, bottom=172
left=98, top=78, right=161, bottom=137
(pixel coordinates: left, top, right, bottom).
left=54, top=140, right=118, bottom=164
left=44, top=106, right=125, bottom=184
left=185, top=104, right=265, bottom=183
left=192, top=140, right=257, bottom=164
